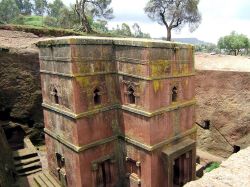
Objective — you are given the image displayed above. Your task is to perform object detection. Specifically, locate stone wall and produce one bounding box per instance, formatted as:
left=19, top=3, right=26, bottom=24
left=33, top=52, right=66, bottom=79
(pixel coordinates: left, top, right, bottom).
left=0, top=48, right=43, bottom=124
left=0, top=124, right=15, bottom=187
left=195, top=70, right=250, bottom=157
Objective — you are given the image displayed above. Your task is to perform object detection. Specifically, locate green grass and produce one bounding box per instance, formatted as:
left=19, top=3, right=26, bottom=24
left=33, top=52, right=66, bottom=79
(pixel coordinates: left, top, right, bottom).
left=0, top=24, right=86, bottom=37
left=22, top=16, right=43, bottom=27
left=205, top=162, right=220, bottom=173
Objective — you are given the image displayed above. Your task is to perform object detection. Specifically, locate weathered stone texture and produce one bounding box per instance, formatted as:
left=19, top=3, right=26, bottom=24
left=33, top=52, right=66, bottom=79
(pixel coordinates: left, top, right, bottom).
left=0, top=50, right=43, bottom=122
left=37, top=37, right=196, bottom=187
left=195, top=70, right=250, bottom=157
left=0, top=124, right=15, bottom=187
left=184, top=146, right=250, bottom=187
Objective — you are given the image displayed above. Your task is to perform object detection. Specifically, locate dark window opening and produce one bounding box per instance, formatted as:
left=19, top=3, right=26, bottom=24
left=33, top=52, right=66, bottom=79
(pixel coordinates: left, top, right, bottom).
left=96, top=160, right=111, bottom=187
left=128, top=87, right=136, bottom=104
left=53, top=88, right=59, bottom=104
left=126, top=160, right=138, bottom=175
left=94, top=88, right=101, bottom=105
left=172, top=86, right=178, bottom=102
left=233, top=145, right=241, bottom=153
left=56, top=152, right=65, bottom=168
left=203, top=120, right=210, bottom=129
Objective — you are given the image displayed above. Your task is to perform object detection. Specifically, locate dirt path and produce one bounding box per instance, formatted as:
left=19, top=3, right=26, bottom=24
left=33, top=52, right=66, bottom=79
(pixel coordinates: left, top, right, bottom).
left=195, top=52, right=250, bottom=72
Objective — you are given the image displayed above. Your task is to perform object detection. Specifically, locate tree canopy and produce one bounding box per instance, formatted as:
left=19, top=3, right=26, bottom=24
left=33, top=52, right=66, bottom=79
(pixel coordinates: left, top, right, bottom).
left=145, top=0, right=201, bottom=41
left=75, top=0, right=113, bottom=33
left=0, top=0, right=20, bottom=22
left=218, top=31, right=249, bottom=56
left=33, top=0, right=48, bottom=16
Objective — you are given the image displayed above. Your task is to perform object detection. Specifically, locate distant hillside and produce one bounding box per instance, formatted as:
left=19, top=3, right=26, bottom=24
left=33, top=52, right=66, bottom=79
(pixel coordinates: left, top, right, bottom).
left=172, top=38, right=210, bottom=45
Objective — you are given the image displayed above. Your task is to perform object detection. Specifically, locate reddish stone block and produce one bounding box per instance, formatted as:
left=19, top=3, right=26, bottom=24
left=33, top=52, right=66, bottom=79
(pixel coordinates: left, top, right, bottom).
left=37, top=37, right=196, bottom=187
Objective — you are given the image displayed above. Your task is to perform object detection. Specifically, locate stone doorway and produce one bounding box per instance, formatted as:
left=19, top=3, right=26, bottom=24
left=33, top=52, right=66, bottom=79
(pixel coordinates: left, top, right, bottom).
left=173, top=151, right=192, bottom=186
left=162, top=139, right=196, bottom=187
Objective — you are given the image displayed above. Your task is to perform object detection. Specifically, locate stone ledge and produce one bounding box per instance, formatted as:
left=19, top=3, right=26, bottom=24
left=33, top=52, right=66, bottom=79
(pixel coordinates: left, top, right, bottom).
left=36, top=36, right=194, bottom=49
left=40, top=70, right=195, bottom=80
left=42, top=99, right=196, bottom=119
left=44, top=126, right=197, bottom=153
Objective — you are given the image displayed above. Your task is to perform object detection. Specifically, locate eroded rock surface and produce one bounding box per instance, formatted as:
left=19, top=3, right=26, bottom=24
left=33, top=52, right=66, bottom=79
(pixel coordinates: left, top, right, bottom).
left=0, top=30, right=47, bottom=123
left=185, top=146, right=250, bottom=187
left=195, top=70, right=250, bottom=157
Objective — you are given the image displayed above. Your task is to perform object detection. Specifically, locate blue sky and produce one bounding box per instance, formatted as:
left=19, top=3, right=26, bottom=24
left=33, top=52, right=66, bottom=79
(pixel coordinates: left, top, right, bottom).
left=62, top=0, right=250, bottom=43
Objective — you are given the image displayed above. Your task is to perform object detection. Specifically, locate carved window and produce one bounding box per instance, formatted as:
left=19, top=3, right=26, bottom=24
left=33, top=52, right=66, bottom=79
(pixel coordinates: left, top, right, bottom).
left=96, top=161, right=111, bottom=186
left=92, top=157, right=113, bottom=187
left=52, top=88, right=59, bottom=104
left=126, top=157, right=140, bottom=177
left=172, top=86, right=178, bottom=102
left=127, top=87, right=136, bottom=104
left=55, top=152, right=67, bottom=186
left=126, top=157, right=141, bottom=185
left=93, top=88, right=101, bottom=105
left=56, top=152, right=65, bottom=168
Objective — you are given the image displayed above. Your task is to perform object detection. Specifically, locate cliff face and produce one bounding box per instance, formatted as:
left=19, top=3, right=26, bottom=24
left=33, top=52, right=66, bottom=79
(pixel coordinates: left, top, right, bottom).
left=0, top=124, right=15, bottom=187
left=195, top=70, right=250, bottom=157
left=0, top=30, right=45, bottom=124
left=0, top=49, right=43, bottom=123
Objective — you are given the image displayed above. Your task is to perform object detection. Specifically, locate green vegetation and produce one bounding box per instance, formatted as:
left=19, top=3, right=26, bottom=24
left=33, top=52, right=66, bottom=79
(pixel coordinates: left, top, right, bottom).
left=205, top=162, right=220, bottom=173
left=0, top=0, right=150, bottom=38
left=218, top=31, right=249, bottom=56
left=0, top=24, right=85, bottom=37
left=145, top=0, right=201, bottom=41
left=12, top=15, right=43, bottom=26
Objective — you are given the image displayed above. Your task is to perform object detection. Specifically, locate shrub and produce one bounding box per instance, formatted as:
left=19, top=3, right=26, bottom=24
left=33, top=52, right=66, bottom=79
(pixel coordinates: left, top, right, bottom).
left=205, top=162, right=220, bottom=173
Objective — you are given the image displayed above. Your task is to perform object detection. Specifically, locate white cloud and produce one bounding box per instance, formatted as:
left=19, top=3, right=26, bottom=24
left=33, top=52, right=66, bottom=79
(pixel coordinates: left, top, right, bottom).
left=62, top=0, right=250, bottom=43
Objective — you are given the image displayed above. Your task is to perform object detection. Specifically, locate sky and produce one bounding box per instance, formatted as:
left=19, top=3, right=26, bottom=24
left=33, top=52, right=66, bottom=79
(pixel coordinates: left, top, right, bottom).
left=63, top=0, right=250, bottom=44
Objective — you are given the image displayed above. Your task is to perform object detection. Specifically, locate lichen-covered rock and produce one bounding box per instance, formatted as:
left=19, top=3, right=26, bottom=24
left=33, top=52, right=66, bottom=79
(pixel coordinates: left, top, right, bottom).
left=184, top=147, right=250, bottom=187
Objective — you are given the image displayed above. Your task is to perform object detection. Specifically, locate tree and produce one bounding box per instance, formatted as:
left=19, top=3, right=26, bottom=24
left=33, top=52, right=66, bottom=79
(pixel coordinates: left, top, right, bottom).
left=0, top=0, right=20, bottom=22
left=15, top=0, right=32, bottom=15
left=33, top=0, right=48, bottom=16
left=132, top=23, right=151, bottom=38
left=218, top=31, right=249, bottom=56
left=121, top=23, right=132, bottom=36
left=75, top=0, right=113, bottom=33
left=47, top=0, right=65, bottom=18
left=92, top=19, right=109, bottom=33
left=57, top=6, right=79, bottom=29
left=145, top=0, right=201, bottom=41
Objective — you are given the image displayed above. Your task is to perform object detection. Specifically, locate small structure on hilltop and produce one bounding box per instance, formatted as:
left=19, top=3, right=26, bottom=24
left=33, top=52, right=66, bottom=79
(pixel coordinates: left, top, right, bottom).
left=36, top=37, right=196, bottom=187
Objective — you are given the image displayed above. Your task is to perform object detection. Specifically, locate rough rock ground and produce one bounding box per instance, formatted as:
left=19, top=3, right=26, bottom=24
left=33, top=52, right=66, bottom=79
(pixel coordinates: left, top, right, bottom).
left=185, top=146, right=250, bottom=187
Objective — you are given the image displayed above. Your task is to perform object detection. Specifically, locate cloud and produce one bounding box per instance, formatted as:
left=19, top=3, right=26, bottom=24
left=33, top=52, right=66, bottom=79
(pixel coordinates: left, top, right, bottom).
left=61, top=0, right=250, bottom=43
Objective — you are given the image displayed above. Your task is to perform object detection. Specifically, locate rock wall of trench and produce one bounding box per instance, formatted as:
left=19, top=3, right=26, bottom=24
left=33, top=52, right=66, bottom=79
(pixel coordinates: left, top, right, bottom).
left=0, top=124, right=15, bottom=187
left=195, top=70, right=250, bottom=157
left=0, top=48, right=43, bottom=124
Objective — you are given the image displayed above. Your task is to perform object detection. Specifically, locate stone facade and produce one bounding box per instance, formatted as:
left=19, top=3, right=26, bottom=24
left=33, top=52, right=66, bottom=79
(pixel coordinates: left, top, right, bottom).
left=36, top=37, right=196, bottom=187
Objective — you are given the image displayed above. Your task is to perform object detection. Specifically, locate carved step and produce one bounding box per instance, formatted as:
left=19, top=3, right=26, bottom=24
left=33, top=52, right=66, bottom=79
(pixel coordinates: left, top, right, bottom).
left=34, top=174, right=47, bottom=187
left=14, top=156, right=40, bottom=167
left=34, top=171, right=61, bottom=187
left=18, top=168, right=42, bottom=176
left=43, top=171, right=61, bottom=187
left=16, top=161, right=41, bottom=173
left=13, top=148, right=37, bottom=160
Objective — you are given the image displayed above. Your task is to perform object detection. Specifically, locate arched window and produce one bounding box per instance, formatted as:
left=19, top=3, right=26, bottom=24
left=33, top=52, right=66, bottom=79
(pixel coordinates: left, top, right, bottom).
left=93, top=88, right=101, bottom=105
left=172, top=86, right=178, bottom=102
left=53, top=88, right=59, bottom=104
left=128, top=87, right=136, bottom=104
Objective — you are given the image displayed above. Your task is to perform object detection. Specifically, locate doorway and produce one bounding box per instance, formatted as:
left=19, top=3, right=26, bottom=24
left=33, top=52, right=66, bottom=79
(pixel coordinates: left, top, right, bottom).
left=173, top=151, right=192, bottom=187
